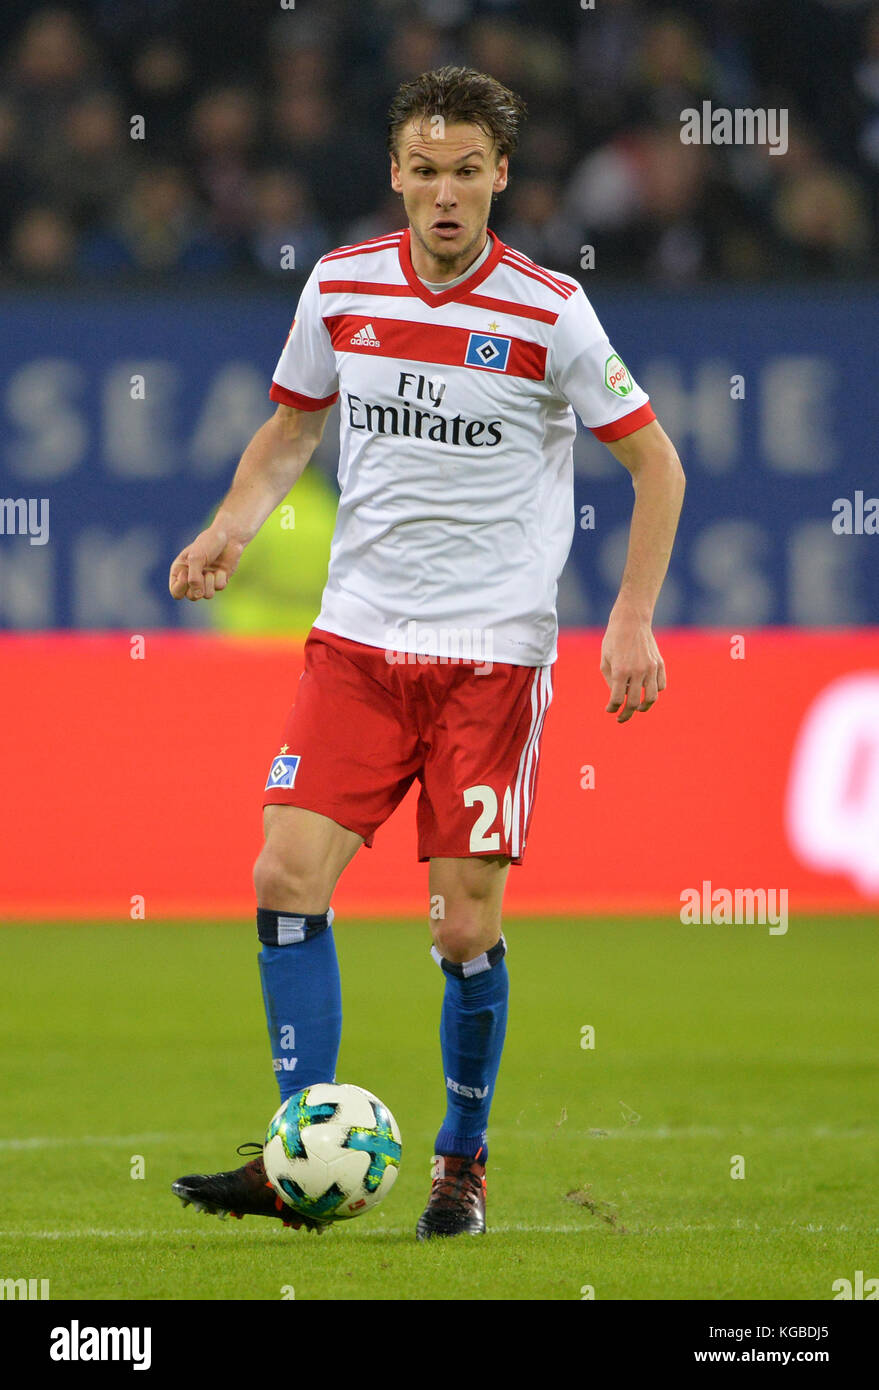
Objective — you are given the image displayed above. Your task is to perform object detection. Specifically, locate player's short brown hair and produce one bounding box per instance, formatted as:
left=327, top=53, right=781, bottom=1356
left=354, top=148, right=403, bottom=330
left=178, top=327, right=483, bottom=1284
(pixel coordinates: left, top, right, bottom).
left=387, top=66, right=527, bottom=163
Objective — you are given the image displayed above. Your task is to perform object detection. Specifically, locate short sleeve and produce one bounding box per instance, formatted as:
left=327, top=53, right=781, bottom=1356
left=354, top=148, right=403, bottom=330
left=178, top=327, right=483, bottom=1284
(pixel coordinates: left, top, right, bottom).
left=269, top=263, right=340, bottom=411
left=547, top=285, right=655, bottom=441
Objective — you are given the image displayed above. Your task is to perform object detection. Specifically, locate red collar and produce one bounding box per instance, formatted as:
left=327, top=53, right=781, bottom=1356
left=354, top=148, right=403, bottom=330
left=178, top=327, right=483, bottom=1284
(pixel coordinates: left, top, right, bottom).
left=398, top=227, right=505, bottom=306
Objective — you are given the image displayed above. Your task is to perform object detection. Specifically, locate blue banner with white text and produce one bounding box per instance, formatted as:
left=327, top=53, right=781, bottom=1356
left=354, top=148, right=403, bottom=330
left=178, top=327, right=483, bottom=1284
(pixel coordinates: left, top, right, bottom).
left=0, top=286, right=876, bottom=631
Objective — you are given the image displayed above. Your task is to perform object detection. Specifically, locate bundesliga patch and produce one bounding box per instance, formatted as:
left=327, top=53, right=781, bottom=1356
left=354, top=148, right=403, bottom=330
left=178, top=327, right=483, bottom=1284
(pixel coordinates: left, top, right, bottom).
left=465, top=332, right=511, bottom=372
left=265, top=754, right=301, bottom=790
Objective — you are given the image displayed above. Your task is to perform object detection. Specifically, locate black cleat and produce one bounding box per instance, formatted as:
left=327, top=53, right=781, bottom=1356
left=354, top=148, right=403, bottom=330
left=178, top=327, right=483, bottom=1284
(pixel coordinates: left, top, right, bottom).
left=172, top=1143, right=329, bottom=1233
left=415, top=1151, right=487, bottom=1241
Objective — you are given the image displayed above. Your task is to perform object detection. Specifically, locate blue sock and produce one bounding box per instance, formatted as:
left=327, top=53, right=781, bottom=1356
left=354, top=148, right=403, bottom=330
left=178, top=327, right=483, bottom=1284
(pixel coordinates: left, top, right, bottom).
left=257, top=908, right=342, bottom=1103
left=433, top=936, right=508, bottom=1165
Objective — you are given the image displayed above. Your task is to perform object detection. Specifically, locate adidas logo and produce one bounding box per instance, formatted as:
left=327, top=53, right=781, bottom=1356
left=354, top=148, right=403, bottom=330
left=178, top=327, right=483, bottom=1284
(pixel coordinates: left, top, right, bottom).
left=350, top=322, right=381, bottom=348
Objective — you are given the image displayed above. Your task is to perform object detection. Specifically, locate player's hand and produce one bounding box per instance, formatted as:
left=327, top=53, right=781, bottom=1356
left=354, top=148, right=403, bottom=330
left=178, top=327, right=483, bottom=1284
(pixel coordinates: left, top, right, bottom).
left=168, top=525, right=245, bottom=601
left=600, top=602, right=666, bottom=724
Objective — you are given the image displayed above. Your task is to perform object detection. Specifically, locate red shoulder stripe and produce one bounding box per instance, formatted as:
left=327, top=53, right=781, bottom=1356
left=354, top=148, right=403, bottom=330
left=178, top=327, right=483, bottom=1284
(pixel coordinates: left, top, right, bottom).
left=321, top=233, right=404, bottom=264
left=459, top=291, right=559, bottom=326
left=500, top=253, right=575, bottom=299
left=319, top=279, right=412, bottom=297
left=502, top=247, right=577, bottom=296
left=317, top=281, right=559, bottom=324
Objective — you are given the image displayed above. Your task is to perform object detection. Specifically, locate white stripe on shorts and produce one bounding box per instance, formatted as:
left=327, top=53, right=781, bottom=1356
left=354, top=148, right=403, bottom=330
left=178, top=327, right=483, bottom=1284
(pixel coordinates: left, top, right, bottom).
left=510, top=666, right=552, bottom=858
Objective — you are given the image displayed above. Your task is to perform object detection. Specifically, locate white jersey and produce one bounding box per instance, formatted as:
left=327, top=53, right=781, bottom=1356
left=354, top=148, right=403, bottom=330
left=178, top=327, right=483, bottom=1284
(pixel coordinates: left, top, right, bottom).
left=269, top=228, right=654, bottom=666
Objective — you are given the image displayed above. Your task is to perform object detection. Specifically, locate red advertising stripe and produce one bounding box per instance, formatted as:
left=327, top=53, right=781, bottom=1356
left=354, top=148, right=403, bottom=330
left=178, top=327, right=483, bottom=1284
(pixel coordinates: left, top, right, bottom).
left=0, top=632, right=876, bottom=918
left=323, top=314, right=548, bottom=380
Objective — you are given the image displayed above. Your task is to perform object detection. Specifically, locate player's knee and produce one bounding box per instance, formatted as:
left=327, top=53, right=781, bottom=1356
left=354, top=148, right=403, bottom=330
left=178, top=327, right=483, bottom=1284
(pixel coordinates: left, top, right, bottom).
left=253, top=843, right=329, bottom=914
left=431, top=911, right=502, bottom=965
left=429, top=857, right=509, bottom=962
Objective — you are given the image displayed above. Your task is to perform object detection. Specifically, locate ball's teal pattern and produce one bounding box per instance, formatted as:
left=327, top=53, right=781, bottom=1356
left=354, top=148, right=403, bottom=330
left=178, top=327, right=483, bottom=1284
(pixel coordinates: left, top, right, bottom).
left=344, top=1102, right=402, bottom=1193
left=264, top=1087, right=338, bottom=1162
left=277, top=1177, right=345, bottom=1219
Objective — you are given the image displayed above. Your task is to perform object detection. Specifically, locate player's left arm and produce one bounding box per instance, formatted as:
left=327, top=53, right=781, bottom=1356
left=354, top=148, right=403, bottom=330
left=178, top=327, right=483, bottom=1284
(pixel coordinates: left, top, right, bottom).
left=601, top=418, right=685, bottom=724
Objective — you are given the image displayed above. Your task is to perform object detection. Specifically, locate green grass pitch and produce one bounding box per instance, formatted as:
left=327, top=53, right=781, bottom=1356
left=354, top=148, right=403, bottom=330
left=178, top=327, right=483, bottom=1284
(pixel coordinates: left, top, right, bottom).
left=1, top=916, right=877, bottom=1301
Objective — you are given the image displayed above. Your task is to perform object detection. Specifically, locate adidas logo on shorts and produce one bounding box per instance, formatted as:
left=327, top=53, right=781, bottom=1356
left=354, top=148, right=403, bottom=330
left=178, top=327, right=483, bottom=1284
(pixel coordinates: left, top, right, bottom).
left=350, top=322, right=381, bottom=348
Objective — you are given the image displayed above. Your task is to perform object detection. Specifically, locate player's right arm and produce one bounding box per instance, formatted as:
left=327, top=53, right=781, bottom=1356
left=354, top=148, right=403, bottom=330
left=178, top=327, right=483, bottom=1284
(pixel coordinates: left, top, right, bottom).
left=169, top=401, right=333, bottom=601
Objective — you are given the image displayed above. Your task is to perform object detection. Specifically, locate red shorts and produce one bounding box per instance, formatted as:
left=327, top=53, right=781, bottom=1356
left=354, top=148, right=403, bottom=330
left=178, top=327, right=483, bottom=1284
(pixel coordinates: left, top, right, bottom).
left=262, top=628, right=553, bottom=863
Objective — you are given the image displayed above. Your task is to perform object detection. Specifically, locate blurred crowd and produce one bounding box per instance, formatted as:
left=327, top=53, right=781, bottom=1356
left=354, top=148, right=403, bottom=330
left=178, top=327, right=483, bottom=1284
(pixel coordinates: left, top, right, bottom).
left=1, top=0, right=877, bottom=287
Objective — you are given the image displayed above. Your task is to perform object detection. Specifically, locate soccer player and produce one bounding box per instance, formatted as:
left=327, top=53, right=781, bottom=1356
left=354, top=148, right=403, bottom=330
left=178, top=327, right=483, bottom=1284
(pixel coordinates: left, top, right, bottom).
left=169, top=67, right=685, bottom=1239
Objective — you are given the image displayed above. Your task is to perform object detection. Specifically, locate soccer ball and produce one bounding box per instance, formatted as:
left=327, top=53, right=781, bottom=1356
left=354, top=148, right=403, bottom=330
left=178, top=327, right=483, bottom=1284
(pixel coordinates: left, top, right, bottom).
left=263, top=1083, right=402, bottom=1223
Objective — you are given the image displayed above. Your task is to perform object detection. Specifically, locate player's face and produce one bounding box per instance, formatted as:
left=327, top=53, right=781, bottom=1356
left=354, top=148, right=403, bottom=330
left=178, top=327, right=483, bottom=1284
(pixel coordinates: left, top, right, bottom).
left=390, top=119, right=508, bottom=281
